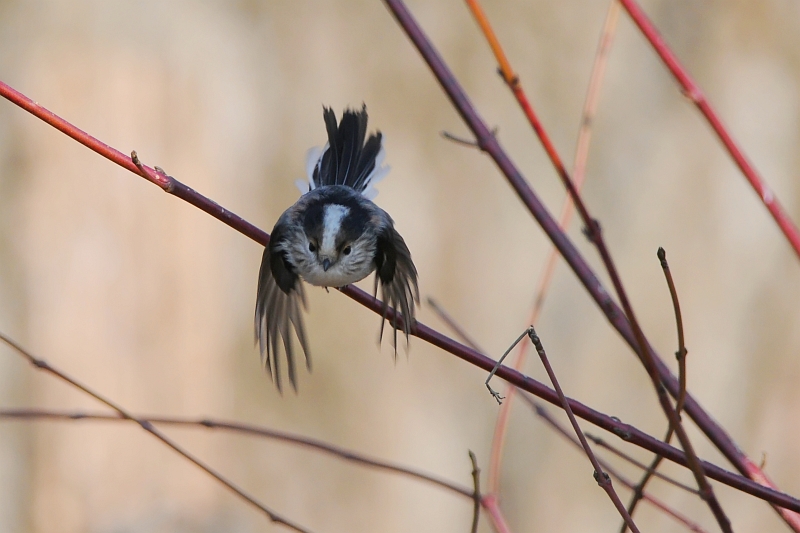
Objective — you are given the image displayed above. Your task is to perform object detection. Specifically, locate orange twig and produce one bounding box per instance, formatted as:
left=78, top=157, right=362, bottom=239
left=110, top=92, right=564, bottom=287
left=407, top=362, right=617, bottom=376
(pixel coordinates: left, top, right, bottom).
left=470, top=0, right=621, bottom=496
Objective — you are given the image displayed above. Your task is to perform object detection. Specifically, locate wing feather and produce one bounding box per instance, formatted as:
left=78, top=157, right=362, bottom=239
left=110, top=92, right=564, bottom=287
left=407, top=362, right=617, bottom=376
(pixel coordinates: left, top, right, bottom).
left=374, top=223, right=419, bottom=354
left=255, top=245, right=309, bottom=392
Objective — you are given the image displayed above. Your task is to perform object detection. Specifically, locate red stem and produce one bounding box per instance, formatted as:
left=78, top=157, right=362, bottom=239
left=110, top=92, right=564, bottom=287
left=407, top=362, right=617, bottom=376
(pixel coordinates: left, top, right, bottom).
left=619, top=0, right=800, bottom=261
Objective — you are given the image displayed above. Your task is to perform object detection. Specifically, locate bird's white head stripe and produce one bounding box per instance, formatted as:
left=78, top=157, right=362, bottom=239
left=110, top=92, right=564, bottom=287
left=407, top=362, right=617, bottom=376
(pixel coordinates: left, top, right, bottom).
left=321, top=204, right=350, bottom=252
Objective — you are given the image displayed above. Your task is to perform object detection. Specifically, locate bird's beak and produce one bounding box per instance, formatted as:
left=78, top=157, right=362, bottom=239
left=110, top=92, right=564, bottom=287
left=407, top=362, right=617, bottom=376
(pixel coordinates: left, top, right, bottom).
left=322, top=258, right=331, bottom=271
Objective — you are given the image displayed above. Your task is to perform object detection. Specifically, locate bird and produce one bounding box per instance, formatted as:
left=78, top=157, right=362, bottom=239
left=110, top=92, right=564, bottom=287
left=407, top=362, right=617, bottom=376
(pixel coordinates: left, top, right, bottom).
left=255, top=105, right=419, bottom=391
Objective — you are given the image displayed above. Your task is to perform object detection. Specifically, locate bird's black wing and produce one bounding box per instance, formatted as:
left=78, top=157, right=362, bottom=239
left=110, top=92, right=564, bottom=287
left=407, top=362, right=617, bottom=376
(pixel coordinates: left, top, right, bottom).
left=312, top=106, right=384, bottom=194
left=254, top=232, right=310, bottom=392
left=374, top=222, right=419, bottom=352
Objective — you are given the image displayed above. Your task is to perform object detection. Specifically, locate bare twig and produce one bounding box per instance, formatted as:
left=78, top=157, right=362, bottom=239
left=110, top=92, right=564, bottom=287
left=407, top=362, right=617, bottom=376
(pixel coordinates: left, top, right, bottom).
left=0, top=333, right=313, bottom=533
left=485, top=329, right=530, bottom=404
left=441, top=130, right=480, bottom=148
left=469, top=451, right=481, bottom=533
left=658, top=247, right=688, bottom=414
left=0, top=408, right=474, bottom=498
left=441, top=128, right=497, bottom=148
left=621, top=248, right=686, bottom=527
left=621, top=247, right=690, bottom=532
left=522, top=327, right=640, bottom=532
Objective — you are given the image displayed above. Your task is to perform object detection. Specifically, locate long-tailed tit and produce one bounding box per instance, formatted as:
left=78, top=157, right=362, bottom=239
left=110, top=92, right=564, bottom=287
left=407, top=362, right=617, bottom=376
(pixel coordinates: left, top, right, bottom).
left=255, top=106, right=419, bottom=391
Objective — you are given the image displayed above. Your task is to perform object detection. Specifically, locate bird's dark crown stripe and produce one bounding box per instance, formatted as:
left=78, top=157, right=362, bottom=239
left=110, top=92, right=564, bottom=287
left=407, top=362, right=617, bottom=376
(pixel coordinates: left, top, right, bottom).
left=301, top=186, right=373, bottom=240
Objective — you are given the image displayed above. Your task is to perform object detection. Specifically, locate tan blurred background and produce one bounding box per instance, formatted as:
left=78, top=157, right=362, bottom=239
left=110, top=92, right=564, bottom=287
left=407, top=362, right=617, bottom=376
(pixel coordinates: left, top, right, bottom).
left=0, top=0, right=798, bottom=531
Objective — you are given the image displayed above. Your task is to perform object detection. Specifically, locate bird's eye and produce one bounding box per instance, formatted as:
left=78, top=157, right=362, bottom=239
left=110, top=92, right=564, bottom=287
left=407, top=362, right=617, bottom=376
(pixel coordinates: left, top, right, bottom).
left=342, top=245, right=352, bottom=255
left=308, top=242, right=317, bottom=252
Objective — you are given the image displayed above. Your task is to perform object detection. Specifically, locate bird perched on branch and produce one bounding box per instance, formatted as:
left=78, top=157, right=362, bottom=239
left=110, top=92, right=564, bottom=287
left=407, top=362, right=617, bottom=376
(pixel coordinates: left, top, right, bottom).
left=255, top=105, right=419, bottom=391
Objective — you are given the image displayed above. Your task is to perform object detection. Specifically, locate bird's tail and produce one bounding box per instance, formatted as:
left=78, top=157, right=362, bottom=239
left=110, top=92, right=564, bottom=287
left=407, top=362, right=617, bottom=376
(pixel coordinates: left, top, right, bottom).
left=296, top=105, right=390, bottom=199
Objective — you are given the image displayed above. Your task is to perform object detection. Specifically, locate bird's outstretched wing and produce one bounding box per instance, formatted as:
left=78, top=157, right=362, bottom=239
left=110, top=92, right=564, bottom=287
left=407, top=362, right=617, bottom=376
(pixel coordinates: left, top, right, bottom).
left=374, top=223, right=420, bottom=352
left=254, top=244, right=310, bottom=392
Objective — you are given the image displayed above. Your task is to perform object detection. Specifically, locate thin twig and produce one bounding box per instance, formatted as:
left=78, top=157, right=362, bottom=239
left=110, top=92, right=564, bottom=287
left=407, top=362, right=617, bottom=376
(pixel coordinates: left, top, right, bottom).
left=485, top=329, right=530, bottom=404
left=469, top=451, right=481, bottom=533
left=522, top=327, right=640, bottom=532
left=0, top=408, right=474, bottom=498
left=658, top=247, right=688, bottom=414
left=619, top=248, right=687, bottom=530
left=621, top=247, right=690, bottom=532
left=441, top=128, right=497, bottom=148
left=0, top=333, right=313, bottom=533
left=441, top=130, right=480, bottom=148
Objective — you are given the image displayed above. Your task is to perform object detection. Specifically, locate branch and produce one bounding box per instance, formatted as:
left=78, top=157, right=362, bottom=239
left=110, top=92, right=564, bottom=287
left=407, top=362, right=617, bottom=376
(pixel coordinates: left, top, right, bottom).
left=0, top=76, right=798, bottom=514
left=0, top=408, right=474, bottom=498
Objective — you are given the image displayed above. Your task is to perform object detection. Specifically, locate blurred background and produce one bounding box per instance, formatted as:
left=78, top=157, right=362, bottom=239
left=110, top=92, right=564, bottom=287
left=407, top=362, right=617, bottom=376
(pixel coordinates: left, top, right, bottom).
left=0, top=0, right=798, bottom=531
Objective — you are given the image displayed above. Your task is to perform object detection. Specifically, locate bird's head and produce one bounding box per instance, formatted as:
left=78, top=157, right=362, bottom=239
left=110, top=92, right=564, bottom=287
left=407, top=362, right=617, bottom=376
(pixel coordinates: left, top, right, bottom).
left=298, top=198, right=375, bottom=287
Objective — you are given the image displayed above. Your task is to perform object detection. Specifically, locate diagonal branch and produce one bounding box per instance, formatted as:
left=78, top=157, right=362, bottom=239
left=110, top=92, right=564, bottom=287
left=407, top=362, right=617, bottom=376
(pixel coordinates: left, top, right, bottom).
left=531, top=400, right=708, bottom=533
left=619, top=0, right=800, bottom=261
